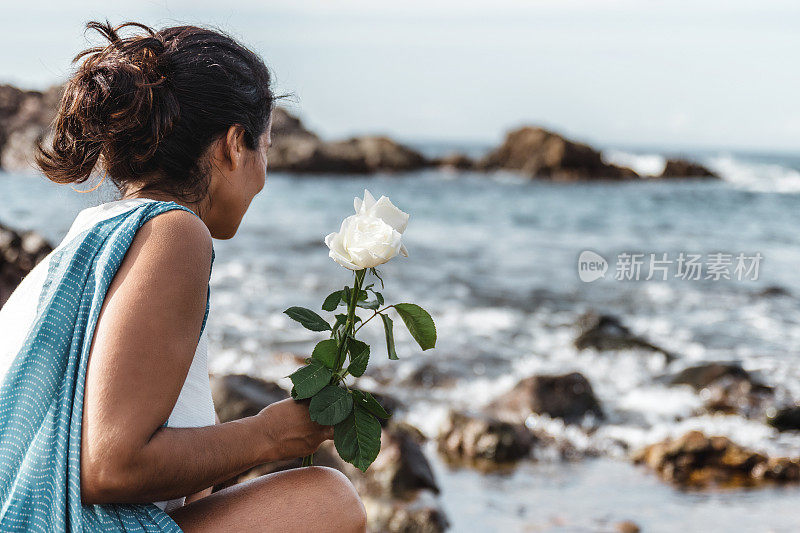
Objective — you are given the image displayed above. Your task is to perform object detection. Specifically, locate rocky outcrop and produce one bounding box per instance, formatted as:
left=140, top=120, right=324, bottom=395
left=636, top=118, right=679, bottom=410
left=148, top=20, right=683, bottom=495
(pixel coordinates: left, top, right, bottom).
left=267, top=107, right=430, bottom=174
left=575, top=311, right=674, bottom=361
left=437, top=411, right=536, bottom=466
left=658, top=158, right=717, bottom=179
left=488, top=372, right=604, bottom=424
left=211, top=374, right=448, bottom=531
left=269, top=133, right=429, bottom=174
left=477, top=126, right=638, bottom=181
left=633, top=430, right=800, bottom=487
left=0, top=85, right=430, bottom=175
left=0, top=84, right=61, bottom=171
left=0, top=223, right=53, bottom=307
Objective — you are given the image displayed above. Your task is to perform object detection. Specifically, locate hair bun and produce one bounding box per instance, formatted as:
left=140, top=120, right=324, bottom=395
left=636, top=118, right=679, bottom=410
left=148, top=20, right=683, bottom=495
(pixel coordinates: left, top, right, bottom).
left=37, top=20, right=275, bottom=204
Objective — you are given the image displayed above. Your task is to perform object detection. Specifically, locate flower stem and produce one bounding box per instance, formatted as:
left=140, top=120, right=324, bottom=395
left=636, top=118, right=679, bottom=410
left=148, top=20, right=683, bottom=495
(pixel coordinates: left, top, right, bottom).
left=334, top=269, right=366, bottom=372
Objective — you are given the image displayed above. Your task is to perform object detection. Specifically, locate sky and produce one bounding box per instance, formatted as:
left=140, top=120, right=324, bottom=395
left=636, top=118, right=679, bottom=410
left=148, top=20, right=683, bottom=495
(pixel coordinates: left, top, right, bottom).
left=1, top=0, right=798, bottom=152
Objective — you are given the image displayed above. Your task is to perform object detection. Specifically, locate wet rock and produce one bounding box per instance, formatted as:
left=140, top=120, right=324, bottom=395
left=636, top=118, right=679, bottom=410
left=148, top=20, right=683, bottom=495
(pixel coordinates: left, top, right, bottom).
left=0, top=223, right=53, bottom=307
left=0, top=84, right=62, bottom=171
left=437, top=411, right=536, bottom=466
left=669, top=362, right=751, bottom=390
left=364, top=491, right=449, bottom=533
left=488, top=372, right=603, bottom=424
left=355, top=422, right=439, bottom=497
left=210, top=374, right=289, bottom=422
left=767, top=406, right=800, bottom=432
left=434, top=152, right=474, bottom=170
left=574, top=311, right=674, bottom=361
left=758, top=285, right=791, bottom=298
left=477, top=126, right=638, bottom=181
left=633, top=430, right=800, bottom=487
left=658, top=158, right=718, bottom=179
left=669, top=362, right=773, bottom=418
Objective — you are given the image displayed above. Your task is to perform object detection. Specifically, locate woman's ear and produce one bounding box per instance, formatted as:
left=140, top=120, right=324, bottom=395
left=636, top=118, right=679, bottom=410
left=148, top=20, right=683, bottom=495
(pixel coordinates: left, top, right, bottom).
left=218, top=125, right=246, bottom=171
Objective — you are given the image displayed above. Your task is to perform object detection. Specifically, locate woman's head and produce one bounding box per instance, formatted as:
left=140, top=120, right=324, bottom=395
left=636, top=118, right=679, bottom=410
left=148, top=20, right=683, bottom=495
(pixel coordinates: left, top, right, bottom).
left=37, top=21, right=276, bottom=238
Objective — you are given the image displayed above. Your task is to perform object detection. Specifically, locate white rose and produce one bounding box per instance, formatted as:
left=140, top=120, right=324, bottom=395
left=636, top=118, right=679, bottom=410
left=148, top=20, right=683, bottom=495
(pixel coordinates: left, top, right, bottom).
left=325, top=190, right=410, bottom=270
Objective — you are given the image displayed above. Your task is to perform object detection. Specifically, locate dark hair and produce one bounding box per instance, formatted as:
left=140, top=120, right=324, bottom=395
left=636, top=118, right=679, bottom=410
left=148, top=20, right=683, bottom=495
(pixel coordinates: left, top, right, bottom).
left=36, top=21, right=275, bottom=203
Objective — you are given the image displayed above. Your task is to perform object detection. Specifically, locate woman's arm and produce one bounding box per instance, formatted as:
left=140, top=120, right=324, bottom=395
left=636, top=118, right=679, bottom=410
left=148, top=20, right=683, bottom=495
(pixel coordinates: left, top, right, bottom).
left=183, top=412, right=222, bottom=504
left=80, top=210, right=331, bottom=505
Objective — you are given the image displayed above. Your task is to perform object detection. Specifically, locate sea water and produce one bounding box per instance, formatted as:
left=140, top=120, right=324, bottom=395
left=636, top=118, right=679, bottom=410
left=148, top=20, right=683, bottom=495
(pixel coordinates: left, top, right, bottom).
left=2, top=149, right=800, bottom=531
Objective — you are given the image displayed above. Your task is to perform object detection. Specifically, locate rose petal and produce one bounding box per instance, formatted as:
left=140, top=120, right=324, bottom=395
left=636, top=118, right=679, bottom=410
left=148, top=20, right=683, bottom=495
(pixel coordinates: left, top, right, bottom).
left=369, top=196, right=409, bottom=234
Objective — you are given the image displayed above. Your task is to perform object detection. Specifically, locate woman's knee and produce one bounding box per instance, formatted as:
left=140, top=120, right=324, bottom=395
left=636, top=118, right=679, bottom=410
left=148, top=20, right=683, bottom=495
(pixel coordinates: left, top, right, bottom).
left=304, top=467, right=366, bottom=531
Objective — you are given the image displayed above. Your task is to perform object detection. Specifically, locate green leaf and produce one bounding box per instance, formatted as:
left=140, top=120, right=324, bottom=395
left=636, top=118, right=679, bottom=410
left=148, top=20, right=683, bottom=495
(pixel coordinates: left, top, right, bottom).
left=309, top=385, right=353, bottom=425
left=380, top=314, right=398, bottom=360
left=354, top=389, right=390, bottom=419
left=311, top=339, right=339, bottom=369
left=347, top=337, right=369, bottom=358
left=347, top=346, right=370, bottom=377
left=322, top=291, right=344, bottom=312
left=284, top=307, right=332, bottom=332
left=289, top=361, right=332, bottom=399
left=375, top=292, right=384, bottom=306
left=394, top=303, right=437, bottom=350
left=334, top=403, right=382, bottom=472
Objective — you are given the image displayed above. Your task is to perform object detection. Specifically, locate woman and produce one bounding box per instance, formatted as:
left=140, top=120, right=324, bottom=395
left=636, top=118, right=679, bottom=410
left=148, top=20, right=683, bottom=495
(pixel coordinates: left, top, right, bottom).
left=0, top=21, right=366, bottom=532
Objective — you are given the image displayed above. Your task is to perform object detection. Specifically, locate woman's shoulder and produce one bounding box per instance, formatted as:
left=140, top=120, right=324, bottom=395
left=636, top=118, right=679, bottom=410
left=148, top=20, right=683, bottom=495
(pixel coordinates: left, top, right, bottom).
left=135, top=205, right=213, bottom=277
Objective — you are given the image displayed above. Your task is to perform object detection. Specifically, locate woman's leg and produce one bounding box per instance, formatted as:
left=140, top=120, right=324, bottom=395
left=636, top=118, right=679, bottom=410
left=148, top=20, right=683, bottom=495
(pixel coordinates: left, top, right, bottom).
left=168, top=466, right=367, bottom=533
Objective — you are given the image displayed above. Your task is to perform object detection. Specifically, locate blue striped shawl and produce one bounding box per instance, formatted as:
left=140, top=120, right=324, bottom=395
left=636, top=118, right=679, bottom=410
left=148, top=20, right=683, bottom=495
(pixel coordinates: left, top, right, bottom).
left=0, top=201, right=212, bottom=532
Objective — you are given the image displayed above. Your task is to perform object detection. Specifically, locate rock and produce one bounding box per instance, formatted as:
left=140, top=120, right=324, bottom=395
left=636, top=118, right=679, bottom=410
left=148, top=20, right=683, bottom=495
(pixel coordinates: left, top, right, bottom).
left=488, top=372, right=603, bottom=424
left=758, top=285, right=791, bottom=298
left=768, top=406, right=800, bottom=432
left=615, top=521, right=641, bottom=533
left=266, top=107, right=430, bottom=174
left=269, top=134, right=430, bottom=174
left=0, top=84, right=62, bottom=171
left=669, top=362, right=751, bottom=390
left=668, top=362, right=773, bottom=418
left=477, top=126, right=638, bottom=181
left=434, top=152, right=474, bottom=170
left=633, top=430, right=800, bottom=487
left=437, top=411, right=535, bottom=466
left=356, top=422, right=439, bottom=497
left=658, top=158, right=718, bottom=179
left=210, top=374, right=289, bottom=422
left=0, top=223, right=53, bottom=307
left=574, top=311, right=674, bottom=361
left=269, top=107, right=319, bottom=140
left=363, top=491, right=449, bottom=533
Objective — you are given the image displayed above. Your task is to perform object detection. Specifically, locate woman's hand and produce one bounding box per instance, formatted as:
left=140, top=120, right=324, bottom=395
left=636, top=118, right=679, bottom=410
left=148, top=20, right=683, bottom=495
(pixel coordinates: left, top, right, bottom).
left=258, top=399, right=335, bottom=462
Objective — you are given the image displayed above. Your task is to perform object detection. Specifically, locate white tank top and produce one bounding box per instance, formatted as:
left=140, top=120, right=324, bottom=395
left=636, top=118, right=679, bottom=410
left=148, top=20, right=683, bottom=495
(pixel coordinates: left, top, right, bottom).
left=0, top=198, right=216, bottom=512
